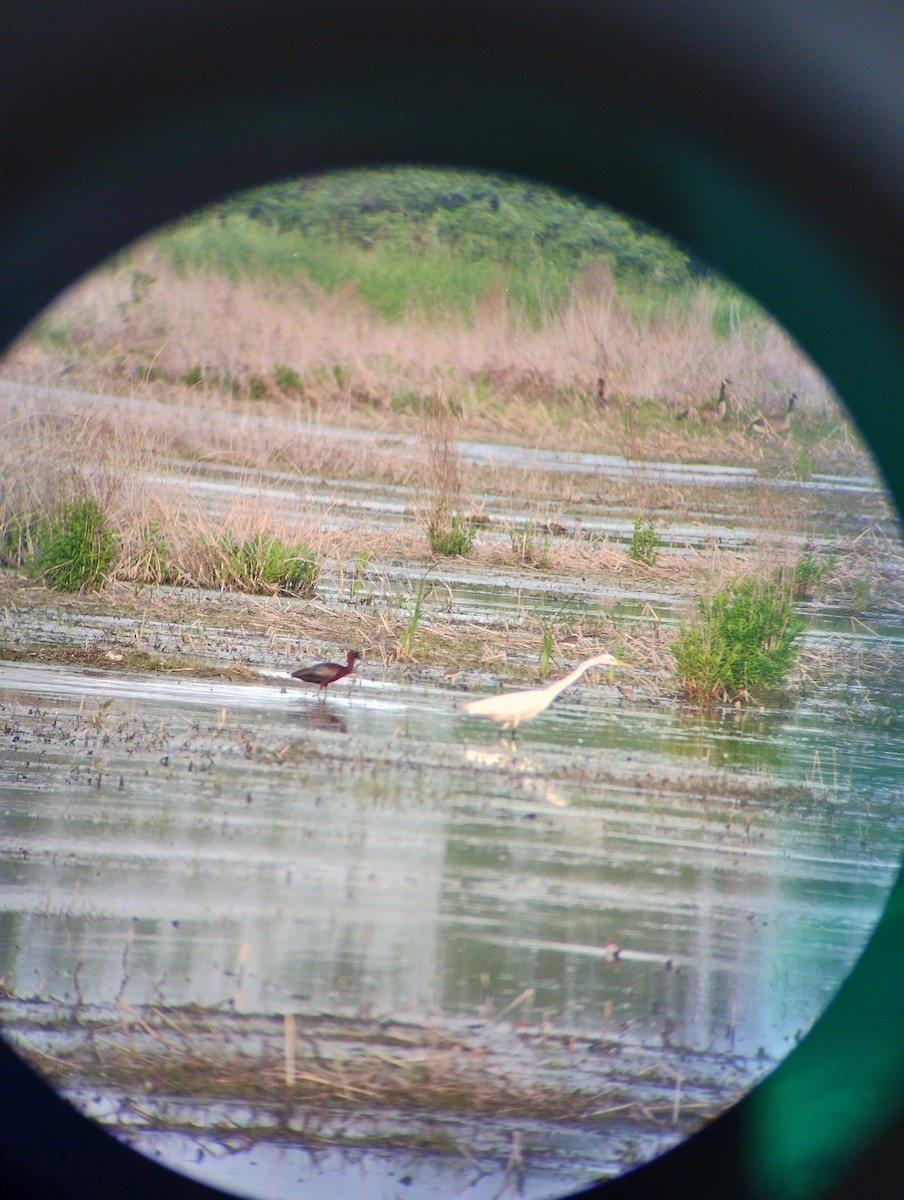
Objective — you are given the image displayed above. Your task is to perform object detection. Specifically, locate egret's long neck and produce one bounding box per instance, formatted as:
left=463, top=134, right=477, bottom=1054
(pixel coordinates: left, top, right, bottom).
left=547, top=655, right=612, bottom=700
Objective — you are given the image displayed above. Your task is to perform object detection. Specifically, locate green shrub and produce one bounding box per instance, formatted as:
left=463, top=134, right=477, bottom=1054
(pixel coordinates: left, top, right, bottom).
left=672, top=573, right=804, bottom=703
left=274, top=363, right=302, bottom=394
left=426, top=501, right=476, bottom=557
left=219, top=533, right=317, bottom=595
left=627, top=517, right=660, bottom=566
left=30, top=499, right=118, bottom=592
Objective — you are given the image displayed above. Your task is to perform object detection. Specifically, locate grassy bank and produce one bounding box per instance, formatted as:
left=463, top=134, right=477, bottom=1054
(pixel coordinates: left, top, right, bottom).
left=0, top=166, right=887, bottom=706
left=5, top=168, right=845, bottom=447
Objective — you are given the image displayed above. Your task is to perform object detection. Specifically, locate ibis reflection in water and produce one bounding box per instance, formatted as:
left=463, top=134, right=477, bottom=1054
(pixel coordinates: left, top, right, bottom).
left=461, top=652, right=627, bottom=741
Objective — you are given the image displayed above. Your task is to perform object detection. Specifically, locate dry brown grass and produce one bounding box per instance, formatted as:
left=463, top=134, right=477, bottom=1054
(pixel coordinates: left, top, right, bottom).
left=5, top=244, right=842, bottom=441
left=5, top=995, right=731, bottom=1143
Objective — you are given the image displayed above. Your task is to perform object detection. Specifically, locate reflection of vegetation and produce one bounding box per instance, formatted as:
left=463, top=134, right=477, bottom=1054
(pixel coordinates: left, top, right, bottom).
left=6, top=994, right=726, bottom=1151
left=29, top=499, right=118, bottom=592
left=673, top=573, right=804, bottom=704
left=627, top=517, right=660, bottom=566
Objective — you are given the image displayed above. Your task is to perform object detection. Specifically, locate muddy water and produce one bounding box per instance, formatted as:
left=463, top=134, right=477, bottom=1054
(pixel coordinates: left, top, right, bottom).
left=2, top=631, right=903, bottom=1197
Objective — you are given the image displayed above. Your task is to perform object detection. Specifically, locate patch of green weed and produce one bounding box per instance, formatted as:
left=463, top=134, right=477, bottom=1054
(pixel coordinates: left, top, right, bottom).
left=274, top=364, right=302, bottom=394
left=794, top=447, right=816, bottom=481
left=672, top=573, right=804, bottom=703
left=627, top=517, right=660, bottom=566
left=29, top=499, right=118, bottom=592
left=219, top=533, right=317, bottom=595
left=427, top=501, right=476, bottom=557
left=790, top=552, right=834, bottom=599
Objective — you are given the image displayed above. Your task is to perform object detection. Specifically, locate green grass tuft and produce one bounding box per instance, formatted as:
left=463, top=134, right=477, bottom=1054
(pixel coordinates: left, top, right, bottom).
left=672, top=573, right=804, bottom=703
left=29, top=499, right=118, bottom=592
left=427, top=501, right=476, bottom=557
left=218, top=533, right=317, bottom=596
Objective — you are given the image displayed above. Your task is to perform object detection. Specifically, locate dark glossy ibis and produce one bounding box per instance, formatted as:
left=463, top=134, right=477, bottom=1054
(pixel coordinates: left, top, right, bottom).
left=291, top=649, right=361, bottom=698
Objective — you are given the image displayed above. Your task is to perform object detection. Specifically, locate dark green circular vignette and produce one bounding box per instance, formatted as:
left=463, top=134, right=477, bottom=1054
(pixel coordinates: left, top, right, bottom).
left=1, top=6, right=904, bottom=1200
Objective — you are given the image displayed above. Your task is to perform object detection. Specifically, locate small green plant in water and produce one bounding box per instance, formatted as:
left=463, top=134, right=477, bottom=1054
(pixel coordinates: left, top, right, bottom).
left=30, top=498, right=118, bottom=592
left=427, top=501, right=476, bottom=557
left=850, top=577, right=872, bottom=614
left=400, top=569, right=435, bottom=659
left=790, top=551, right=834, bottom=599
left=672, top=572, right=804, bottom=703
left=627, top=517, right=660, bottom=566
left=539, top=623, right=555, bottom=679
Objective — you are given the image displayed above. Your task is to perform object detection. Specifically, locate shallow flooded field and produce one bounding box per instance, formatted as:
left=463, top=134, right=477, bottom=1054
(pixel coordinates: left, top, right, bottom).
left=2, top=388, right=904, bottom=1198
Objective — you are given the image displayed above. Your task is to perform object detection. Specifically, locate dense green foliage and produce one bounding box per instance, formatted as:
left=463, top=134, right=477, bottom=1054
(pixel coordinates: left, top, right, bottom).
left=672, top=573, right=804, bottom=703
left=157, top=167, right=711, bottom=322
left=220, top=168, right=692, bottom=282
left=30, top=499, right=118, bottom=592
left=627, top=517, right=660, bottom=566
left=218, top=534, right=318, bottom=596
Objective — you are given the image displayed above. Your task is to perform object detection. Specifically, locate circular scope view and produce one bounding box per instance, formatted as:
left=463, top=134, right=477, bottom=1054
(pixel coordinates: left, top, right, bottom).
left=1, top=167, right=902, bottom=1199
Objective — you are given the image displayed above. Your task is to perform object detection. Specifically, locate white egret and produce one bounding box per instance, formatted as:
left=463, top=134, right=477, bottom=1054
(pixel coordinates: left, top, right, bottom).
left=461, top=652, right=627, bottom=738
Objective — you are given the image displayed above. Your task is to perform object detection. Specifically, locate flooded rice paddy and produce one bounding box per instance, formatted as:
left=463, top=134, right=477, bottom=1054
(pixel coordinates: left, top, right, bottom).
left=2, top=391, right=904, bottom=1198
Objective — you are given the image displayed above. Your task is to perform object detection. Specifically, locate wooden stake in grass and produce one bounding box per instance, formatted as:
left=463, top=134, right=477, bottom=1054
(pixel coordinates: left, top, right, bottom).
left=233, top=940, right=252, bottom=1011
left=284, top=1013, right=296, bottom=1088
